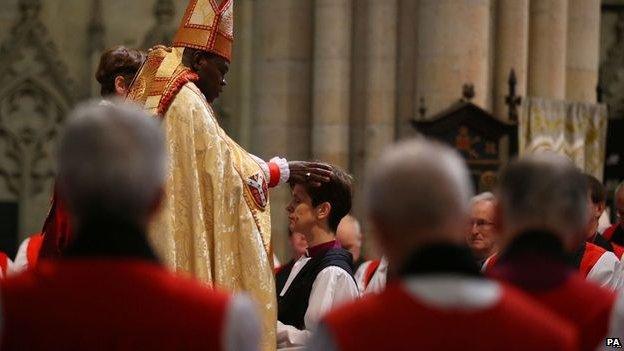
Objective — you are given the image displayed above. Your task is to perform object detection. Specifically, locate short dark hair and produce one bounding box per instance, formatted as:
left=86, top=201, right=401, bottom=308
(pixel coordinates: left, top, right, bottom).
left=586, top=174, right=606, bottom=205
left=293, top=165, right=353, bottom=232
left=96, top=46, right=146, bottom=96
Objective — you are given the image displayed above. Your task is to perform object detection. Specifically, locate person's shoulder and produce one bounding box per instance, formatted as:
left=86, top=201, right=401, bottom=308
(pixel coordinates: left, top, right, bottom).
left=564, top=273, right=616, bottom=301
left=496, top=285, right=577, bottom=344
left=323, top=282, right=394, bottom=326
left=152, top=267, right=231, bottom=308
left=586, top=241, right=608, bottom=255
left=175, top=81, right=206, bottom=105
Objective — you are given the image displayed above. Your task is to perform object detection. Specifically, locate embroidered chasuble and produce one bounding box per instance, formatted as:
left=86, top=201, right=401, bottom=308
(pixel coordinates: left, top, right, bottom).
left=127, top=46, right=276, bottom=350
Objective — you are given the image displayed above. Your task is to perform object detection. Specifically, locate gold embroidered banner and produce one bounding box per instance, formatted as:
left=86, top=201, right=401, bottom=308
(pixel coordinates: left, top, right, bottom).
left=519, top=97, right=608, bottom=180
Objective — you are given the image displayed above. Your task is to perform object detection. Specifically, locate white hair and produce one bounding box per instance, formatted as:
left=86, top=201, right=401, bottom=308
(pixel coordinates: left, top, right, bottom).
left=366, top=138, right=473, bottom=236
left=496, top=153, right=588, bottom=239
left=57, top=100, right=167, bottom=223
left=471, top=192, right=496, bottom=206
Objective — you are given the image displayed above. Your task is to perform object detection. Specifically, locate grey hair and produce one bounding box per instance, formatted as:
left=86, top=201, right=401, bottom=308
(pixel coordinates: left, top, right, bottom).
left=57, top=100, right=167, bottom=223
left=366, top=138, right=474, bottom=235
left=471, top=192, right=496, bottom=206
left=496, top=153, right=588, bottom=239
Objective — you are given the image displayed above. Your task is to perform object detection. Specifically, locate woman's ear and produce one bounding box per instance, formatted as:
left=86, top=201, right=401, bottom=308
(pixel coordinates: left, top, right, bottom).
left=114, top=75, right=127, bottom=96
left=316, top=202, right=332, bottom=221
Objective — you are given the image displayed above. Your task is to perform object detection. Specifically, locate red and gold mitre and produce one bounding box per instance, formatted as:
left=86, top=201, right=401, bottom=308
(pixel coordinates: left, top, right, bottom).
left=172, top=0, right=234, bottom=62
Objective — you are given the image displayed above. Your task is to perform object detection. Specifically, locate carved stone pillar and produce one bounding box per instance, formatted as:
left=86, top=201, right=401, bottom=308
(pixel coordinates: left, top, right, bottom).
left=493, top=0, right=529, bottom=120
left=415, top=0, right=492, bottom=116
left=528, top=0, right=568, bottom=99
left=566, top=0, right=601, bottom=103
left=251, top=0, right=313, bottom=259
left=311, top=0, right=351, bottom=169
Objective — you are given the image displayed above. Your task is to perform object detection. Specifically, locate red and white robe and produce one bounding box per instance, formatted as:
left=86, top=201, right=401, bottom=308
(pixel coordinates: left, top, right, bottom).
left=0, top=252, right=12, bottom=279
left=354, top=257, right=387, bottom=295
left=310, top=276, right=577, bottom=351
left=11, top=233, right=44, bottom=275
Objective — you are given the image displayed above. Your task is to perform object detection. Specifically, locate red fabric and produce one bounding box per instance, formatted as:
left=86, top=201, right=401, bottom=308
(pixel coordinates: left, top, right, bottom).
left=482, top=253, right=499, bottom=274
left=268, top=161, right=280, bottom=188
left=363, top=259, right=381, bottom=289
left=26, top=233, right=44, bottom=268
left=612, top=243, right=624, bottom=258
left=579, top=242, right=607, bottom=278
left=323, top=282, right=576, bottom=351
left=492, top=268, right=615, bottom=351
left=1, top=260, right=230, bottom=351
left=603, top=223, right=620, bottom=241
left=0, top=252, right=9, bottom=277
left=39, top=186, right=72, bottom=259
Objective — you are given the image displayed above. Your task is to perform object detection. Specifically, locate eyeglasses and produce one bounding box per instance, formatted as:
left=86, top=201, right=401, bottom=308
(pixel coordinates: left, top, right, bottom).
left=470, top=219, right=495, bottom=229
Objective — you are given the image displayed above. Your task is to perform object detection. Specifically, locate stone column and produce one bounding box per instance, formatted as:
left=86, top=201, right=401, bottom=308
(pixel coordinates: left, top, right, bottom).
left=347, top=0, right=397, bottom=254
left=528, top=0, right=568, bottom=99
left=415, top=0, right=492, bottom=116
left=311, top=0, right=351, bottom=169
left=566, top=0, right=601, bottom=103
left=222, top=0, right=254, bottom=148
left=362, top=0, right=398, bottom=168
left=251, top=0, right=313, bottom=260
left=493, top=0, right=529, bottom=120
left=396, top=0, right=418, bottom=138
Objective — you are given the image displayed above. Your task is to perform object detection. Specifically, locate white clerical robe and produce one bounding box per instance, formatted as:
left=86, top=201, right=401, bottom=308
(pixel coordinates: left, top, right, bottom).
left=277, top=255, right=360, bottom=349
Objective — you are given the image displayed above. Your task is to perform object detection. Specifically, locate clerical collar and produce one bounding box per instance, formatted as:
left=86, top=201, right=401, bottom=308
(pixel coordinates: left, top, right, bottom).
left=64, top=218, right=159, bottom=263
left=499, top=229, right=567, bottom=263
left=494, top=229, right=572, bottom=291
left=399, top=243, right=481, bottom=278
left=306, top=240, right=340, bottom=258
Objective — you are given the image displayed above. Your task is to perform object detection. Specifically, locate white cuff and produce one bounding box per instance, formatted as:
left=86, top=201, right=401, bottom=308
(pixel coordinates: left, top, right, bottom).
left=270, top=157, right=290, bottom=185
left=250, top=154, right=270, bottom=181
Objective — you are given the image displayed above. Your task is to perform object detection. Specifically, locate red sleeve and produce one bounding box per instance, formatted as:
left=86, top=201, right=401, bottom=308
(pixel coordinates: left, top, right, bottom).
left=39, top=185, right=72, bottom=259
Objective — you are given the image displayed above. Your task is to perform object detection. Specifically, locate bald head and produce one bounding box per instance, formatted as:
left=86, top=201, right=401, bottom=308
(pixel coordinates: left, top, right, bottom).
left=495, top=154, right=588, bottom=251
left=58, top=100, right=167, bottom=226
left=366, top=139, right=473, bottom=265
left=336, top=215, right=363, bottom=262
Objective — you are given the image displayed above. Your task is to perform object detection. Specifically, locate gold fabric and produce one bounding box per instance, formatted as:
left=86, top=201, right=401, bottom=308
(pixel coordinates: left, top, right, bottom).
left=127, top=47, right=276, bottom=351
left=519, top=97, right=608, bottom=179
left=173, top=0, right=233, bottom=61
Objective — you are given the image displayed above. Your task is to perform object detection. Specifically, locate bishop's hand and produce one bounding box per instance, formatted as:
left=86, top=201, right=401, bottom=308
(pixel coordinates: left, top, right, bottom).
left=288, top=161, right=333, bottom=187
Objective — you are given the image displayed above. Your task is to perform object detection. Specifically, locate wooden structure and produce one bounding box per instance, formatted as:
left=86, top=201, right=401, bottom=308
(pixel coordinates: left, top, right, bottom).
left=411, top=82, right=518, bottom=193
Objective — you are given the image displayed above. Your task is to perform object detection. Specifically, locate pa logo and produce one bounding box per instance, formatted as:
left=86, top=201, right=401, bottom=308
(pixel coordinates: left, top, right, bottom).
left=607, top=338, right=623, bottom=348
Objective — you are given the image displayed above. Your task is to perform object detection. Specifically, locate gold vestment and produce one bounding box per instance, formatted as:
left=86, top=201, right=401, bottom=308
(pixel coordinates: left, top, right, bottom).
left=127, top=47, right=276, bottom=350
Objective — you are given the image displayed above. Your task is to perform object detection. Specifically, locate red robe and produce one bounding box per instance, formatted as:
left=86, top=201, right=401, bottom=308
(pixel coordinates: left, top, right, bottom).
left=603, top=223, right=624, bottom=257
left=491, top=257, right=615, bottom=351
left=25, top=233, right=43, bottom=268
left=322, top=281, right=576, bottom=351
left=1, top=260, right=230, bottom=350
left=484, top=243, right=616, bottom=283
left=39, top=186, right=72, bottom=259
left=0, top=252, right=10, bottom=278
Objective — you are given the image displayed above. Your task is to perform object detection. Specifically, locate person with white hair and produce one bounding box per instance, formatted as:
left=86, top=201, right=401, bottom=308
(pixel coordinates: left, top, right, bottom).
left=308, top=139, right=576, bottom=351
left=0, top=101, right=260, bottom=351
left=466, top=192, right=498, bottom=266
left=336, top=215, right=363, bottom=266
left=488, top=154, right=616, bottom=351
